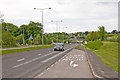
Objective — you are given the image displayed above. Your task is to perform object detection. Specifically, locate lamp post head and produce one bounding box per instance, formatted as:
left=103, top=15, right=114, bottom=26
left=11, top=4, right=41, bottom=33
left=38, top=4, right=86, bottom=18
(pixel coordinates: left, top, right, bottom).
left=49, top=8, right=51, bottom=9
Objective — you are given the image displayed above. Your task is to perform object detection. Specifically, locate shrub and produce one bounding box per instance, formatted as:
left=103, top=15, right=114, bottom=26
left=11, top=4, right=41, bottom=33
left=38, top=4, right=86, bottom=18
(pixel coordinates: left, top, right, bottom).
left=86, top=41, right=103, bottom=50
left=16, top=34, right=23, bottom=44
left=106, top=34, right=118, bottom=42
left=2, top=31, right=17, bottom=48
left=86, top=31, right=99, bottom=41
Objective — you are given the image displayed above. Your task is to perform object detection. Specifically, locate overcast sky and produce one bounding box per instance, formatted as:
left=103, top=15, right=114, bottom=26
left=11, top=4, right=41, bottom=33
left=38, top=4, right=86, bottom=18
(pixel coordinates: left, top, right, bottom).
left=0, top=0, right=119, bottom=33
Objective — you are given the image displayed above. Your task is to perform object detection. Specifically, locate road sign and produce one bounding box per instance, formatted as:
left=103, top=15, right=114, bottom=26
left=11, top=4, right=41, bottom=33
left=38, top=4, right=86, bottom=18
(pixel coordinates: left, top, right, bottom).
left=61, top=42, right=64, bottom=44
left=85, top=41, right=87, bottom=45
left=66, top=41, right=68, bottom=44
left=29, top=34, right=33, bottom=40
left=17, top=40, right=19, bottom=43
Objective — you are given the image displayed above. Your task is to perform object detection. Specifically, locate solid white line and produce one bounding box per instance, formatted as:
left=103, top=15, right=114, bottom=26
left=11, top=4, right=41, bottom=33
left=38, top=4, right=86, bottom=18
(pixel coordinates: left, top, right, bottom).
left=37, top=72, right=44, bottom=77
left=13, top=45, right=76, bottom=69
left=17, top=58, right=25, bottom=62
left=41, top=47, right=74, bottom=63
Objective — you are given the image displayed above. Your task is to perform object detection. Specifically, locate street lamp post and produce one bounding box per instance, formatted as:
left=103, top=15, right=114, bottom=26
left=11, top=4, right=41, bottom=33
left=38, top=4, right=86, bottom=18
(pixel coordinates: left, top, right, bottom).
left=34, top=8, right=51, bottom=46
left=63, top=27, right=67, bottom=43
left=51, top=20, right=62, bottom=43
left=23, top=26, right=25, bottom=45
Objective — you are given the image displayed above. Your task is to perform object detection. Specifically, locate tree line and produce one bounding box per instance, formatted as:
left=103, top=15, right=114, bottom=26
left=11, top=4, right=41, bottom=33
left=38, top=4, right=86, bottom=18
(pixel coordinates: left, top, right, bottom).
left=2, top=21, right=70, bottom=48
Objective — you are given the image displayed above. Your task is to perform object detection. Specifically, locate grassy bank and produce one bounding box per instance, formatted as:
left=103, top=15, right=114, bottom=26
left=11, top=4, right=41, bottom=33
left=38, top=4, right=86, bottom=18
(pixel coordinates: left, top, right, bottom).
left=75, top=44, right=81, bottom=49
left=2, top=45, right=54, bottom=55
left=85, top=41, right=118, bottom=72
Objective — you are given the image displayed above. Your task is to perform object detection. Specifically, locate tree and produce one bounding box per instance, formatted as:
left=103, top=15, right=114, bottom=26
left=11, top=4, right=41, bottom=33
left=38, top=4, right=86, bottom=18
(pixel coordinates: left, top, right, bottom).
left=111, top=30, right=117, bottom=34
left=33, top=34, right=42, bottom=45
left=2, top=22, right=7, bottom=31
left=19, top=21, right=42, bottom=44
left=16, top=34, right=23, bottom=45
left=2, top=31, right=17, bottom=48
left=2, top=23, right=19, bottom=37
left=85, top=31, right=89, bottom=36
left=98, top=26, right=106, bottom=41
left=86, top=31, right=98, bottom=41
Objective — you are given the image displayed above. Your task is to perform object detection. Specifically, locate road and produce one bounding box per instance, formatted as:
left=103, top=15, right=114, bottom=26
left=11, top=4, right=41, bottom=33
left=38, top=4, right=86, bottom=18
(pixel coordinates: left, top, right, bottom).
left=2, top=44, right=77, bottom=78
left=36, top=49, right=93, bottom=78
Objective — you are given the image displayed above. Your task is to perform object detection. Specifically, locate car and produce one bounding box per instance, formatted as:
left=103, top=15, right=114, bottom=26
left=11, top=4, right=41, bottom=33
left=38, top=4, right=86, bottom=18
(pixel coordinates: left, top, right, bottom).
left=54, top=43, right=64, bottom=51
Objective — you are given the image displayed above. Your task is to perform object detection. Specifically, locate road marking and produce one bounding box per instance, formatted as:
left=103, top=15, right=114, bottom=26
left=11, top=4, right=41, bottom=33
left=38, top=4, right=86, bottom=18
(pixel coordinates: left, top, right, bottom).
left=37, top=72, right=44, bottom=77
left=12, top=52, right=56, bottom=68
left=38, top=54, right=42, bottom=56
left=17, top=58, right=25, bottom=62
left=62, top=58, right=68, bottom=61
left=47, top=68, right=50, bottom=70
left=73, top=64, right=78, bottom=67
left=70, top=61, right=78, bottom=68
left=41, top=47, right=74, bottom=63
left=13, top=46, right=76, bottom=69
left=82, top=55, right=84, bottom=60
left=70, top=61, right=74, bottom=66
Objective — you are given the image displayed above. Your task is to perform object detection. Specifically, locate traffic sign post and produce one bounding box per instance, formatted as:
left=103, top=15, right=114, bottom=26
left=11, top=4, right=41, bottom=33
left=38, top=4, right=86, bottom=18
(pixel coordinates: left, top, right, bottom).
left=29, top=34, right=33, bottom=47
left=84, top=40, right=87, bottom=48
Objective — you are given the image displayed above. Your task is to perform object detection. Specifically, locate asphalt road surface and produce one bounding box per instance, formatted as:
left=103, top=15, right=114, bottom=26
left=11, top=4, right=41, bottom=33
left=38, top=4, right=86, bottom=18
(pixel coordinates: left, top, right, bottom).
left=36, top=49, right=93, bottom=78
left=2, top=44, right=77, bottom=78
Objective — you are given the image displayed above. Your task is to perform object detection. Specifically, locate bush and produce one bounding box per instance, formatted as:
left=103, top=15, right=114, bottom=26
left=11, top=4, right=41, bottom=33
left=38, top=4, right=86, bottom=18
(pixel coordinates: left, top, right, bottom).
left=2, top=31, right=17, bottom=48
left=86, top=31, right=99, bottom=41
left=86, top=41, right=103, bottom=50
left=106, top=34, right=118, bottom=42
left=16, top=34, right=23, bottom=44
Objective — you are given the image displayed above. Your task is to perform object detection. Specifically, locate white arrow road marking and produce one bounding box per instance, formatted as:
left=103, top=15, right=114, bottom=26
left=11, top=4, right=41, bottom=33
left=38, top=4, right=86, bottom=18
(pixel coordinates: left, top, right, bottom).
left=73, top=63, right=78, bottom=67
left=13, top=47, right=74, bottom=69
left=17, top=58, right=25, bottom=62
left=70, top=61, right=74, bottom=66
left=70, top=61, right=78, bottom=68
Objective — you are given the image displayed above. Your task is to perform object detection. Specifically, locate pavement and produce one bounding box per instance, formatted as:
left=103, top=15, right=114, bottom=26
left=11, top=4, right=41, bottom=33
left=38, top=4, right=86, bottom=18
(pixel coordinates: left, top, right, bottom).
left=35, top=49, right=93, bottom=78
left=2, top=44, right=77, bottom=78
left=78, top=45, right=119, bottom=79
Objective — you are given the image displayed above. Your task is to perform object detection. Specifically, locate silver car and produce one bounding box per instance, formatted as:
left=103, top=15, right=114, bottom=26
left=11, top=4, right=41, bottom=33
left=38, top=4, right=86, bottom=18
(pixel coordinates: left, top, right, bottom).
left=54, top=43, right=64, bottom=51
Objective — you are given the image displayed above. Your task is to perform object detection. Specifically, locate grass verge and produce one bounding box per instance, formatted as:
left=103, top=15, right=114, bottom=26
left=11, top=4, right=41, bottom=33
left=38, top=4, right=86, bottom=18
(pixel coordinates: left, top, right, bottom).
left=1, top=45, right=54, bottom=55
left=75, top=44, right=81, bottom=49
left=84, top=41, right=118, bottom=73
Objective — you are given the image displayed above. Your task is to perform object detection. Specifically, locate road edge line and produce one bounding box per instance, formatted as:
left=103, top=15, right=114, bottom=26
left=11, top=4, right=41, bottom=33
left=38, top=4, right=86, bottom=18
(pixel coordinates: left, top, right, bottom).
left=84, top=49, right=103, bottom=78
left=34, top=45, right=77, bottom=78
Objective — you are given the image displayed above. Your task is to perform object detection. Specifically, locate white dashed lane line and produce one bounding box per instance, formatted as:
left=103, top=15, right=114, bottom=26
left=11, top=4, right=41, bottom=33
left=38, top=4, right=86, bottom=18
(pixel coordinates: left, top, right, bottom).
left=38, top=54, right=42, bottom=56
left=13, top=46, right=75, bottom=69
left=17, top=58, right=25, bottom=62
left=13, top=52, right=56, bottom=68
